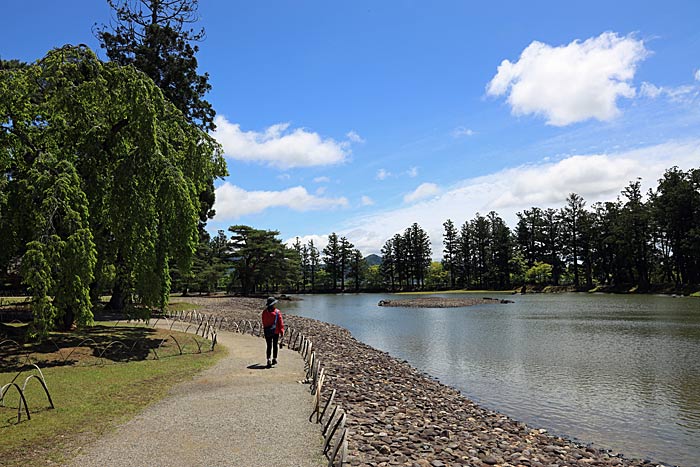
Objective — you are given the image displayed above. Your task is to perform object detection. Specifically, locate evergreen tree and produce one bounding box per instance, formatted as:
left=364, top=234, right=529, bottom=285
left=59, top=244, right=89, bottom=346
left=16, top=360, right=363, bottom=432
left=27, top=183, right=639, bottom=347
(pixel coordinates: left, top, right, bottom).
left=380, top=238, right=396, bottom=290
left=561, top=193, right=586, bottom=288
left=323, top=233, right=341, bottom=291
left=348, top=249, right=366, bottom=292
left=620, top=180, right=652, bottom=289
left=471, top=214, right=490, bottom=288
left=308, top=239, right=320, bottom=292
left=405, top=223, right=431, bottom=289
left=227, top=225, right=286, bottom=295
left=456, top=220, right=473, bottom=288
left=300, top=243, right=309, bottom=292
left=487, top=211, right=513, bottom=289
left=292, top=237, right=303, bottom=292
left=442, top=219, right=458, bottom=288
left=96, top=0, right=215, bottom=130
left=650, top=167, right=700, bottom=287
left=339, top=236, right=354, bottom=291
left=515, top=207, right=545, bottom=268
left=542, top=208, right=563, bottom=285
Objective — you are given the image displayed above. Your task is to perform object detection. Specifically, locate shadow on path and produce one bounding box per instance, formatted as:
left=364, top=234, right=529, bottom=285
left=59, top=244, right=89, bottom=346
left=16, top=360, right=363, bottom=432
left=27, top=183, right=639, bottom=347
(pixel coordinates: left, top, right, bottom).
left=246, top=363, right=269, bottom=370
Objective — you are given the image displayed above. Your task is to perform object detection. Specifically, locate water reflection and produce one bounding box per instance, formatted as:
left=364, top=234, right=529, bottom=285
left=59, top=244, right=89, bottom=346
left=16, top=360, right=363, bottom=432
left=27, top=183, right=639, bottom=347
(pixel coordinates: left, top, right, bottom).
left=285, top=293, right=700, bottom=466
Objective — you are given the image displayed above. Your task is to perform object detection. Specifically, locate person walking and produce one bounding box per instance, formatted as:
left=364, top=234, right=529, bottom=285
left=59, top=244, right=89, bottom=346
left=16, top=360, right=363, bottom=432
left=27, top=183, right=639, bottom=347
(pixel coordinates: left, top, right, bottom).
left=262, top=296, right=284, bottom=368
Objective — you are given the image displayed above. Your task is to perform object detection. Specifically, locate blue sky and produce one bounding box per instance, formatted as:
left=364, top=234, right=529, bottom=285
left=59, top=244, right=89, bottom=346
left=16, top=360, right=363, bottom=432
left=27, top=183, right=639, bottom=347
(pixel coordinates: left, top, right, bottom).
left=3, top=1, right=700, bottom=255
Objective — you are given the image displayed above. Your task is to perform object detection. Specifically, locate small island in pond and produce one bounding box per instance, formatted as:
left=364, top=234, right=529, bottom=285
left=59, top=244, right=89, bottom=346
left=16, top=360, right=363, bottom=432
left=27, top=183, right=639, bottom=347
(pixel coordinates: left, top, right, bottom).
left=378, top=296, right=514, bottom=308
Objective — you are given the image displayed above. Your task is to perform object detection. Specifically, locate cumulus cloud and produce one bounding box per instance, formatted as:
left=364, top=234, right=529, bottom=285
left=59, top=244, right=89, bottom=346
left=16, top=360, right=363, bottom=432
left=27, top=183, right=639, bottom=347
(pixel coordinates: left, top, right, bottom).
left=361, top=195, right=375, bottom=206
left=452, top=127, right=475, bottom=137
left=376, top=169, right=391, bottom=180
left=406, top=167, right=419, bottom=177
left=336, top=140, right=700, bottom=256
left=214, top=183, right=348, bottom=220
left=695, top=69, right=700, bottom=81
left=313, top=176, right=331, bottom=183
left=346, top=130, right=365, bottom=143
left=404, top=182, right=440, bottom=203
left=212, top=115, right=350, bottom=169
left=487, top=32, right=649, bottom=126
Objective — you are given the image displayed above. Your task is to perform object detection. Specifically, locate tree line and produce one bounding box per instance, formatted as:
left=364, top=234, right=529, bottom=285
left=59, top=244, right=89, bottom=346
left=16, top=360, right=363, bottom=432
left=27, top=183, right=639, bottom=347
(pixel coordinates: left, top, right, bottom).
left=191, top=166, right=700, bottom=295
left=439, top=169, right=700, bottom=292
left=173, top=228, right=380, bottom=295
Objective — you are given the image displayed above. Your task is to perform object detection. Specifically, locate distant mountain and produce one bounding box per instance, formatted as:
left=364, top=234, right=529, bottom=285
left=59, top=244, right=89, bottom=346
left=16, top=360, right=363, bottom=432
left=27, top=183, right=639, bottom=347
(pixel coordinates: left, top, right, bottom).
left=364, top=254, right=382, bottom=266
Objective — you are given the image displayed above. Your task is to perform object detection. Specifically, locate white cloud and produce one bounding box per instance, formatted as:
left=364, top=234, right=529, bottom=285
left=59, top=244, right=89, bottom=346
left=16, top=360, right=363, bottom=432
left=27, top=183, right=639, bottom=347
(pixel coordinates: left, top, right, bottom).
left=404, top=182, right=440, bottom=203
left=315, top=186, right=327, bottom=195
left=336, top=140, right=700, bottom=256
left=346, top=130, right=365, bottom=143
left=284, top=234, right=328, bottom=252
left=376, top=168, right=391, bottom=180
left=277, top=173, right=291, bottom=181
left=212, top=115, right=350, bottom=169
left=695, top=69, right=700, bottom=81
left=406, top=167, right=419, bottom=177
left=640, top=81, right=699, bottom=103
left=640, top=82, right=662, bottom=98
left=361, top=195, right=375, bottom=206
left=313, top=176, right=331, bottom=183
left=487, top=32, right=648, bottom=126
left=452, top=127, right=475, bottom=137
left=214, top=183, right=348, bottom=220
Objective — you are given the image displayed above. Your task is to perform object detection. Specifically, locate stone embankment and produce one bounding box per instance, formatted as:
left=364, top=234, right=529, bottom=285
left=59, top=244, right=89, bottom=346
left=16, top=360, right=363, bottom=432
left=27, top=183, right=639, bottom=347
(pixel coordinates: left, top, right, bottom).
left=173, top=296, right=661, bottom=467
left=378, top=297, right=514, bottom=308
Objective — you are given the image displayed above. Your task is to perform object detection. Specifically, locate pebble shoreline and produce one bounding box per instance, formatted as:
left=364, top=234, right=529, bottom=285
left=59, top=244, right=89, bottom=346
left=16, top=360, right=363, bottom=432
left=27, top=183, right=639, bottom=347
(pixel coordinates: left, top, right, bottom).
left=172, top=296, right=668, bottom=467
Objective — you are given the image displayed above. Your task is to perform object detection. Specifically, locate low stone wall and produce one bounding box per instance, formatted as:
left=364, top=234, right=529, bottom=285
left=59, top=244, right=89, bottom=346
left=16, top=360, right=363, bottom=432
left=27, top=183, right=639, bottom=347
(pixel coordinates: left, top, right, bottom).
left=173, top=296, right=658, bottom=467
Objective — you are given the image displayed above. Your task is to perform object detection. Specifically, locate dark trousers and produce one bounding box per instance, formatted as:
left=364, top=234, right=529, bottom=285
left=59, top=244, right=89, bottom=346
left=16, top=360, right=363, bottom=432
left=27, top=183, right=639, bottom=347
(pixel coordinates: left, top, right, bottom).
left=265, top=333, right=279, bottom=360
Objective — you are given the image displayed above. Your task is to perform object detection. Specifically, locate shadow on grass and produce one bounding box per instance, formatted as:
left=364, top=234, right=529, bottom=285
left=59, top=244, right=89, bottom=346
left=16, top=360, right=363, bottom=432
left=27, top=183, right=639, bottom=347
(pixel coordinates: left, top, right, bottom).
left=0, top=325, right=184, bottom=372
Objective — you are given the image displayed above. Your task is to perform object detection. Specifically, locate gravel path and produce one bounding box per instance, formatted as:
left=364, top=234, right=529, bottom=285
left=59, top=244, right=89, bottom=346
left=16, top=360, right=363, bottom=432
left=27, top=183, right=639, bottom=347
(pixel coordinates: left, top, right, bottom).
left=67, top=327, right=326, bottom=467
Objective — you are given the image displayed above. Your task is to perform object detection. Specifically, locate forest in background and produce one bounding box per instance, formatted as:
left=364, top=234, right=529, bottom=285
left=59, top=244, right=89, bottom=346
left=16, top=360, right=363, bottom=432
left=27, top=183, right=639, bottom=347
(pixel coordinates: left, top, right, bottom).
left=168, top=168, right=700, bottom=296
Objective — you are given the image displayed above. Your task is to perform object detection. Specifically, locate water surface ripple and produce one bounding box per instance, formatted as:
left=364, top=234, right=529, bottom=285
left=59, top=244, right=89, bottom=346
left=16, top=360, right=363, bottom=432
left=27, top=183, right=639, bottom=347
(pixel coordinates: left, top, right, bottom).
left=286, top=293, right=700, bottom=467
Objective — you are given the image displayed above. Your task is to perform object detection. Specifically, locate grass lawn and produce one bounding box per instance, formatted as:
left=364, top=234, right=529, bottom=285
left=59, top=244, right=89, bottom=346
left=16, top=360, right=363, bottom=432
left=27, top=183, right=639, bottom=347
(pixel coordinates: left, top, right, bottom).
left=0, top=324, right=224, bottom=466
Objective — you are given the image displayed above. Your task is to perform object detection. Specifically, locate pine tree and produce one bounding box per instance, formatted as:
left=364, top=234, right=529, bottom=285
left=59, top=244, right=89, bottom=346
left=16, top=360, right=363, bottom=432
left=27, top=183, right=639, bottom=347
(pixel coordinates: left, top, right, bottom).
left=308, top=239, right=320, bottom=292
left=323, top=233, right=341, bottom=291
left=442, top=219, right=458, bottom=289
left=339, top=236, right=354, bottom=291
left=96, top=0, right=215, bottom=130
left=561, top=193, right=586, bottom=288
left=380, top=239, right=396, bottom=290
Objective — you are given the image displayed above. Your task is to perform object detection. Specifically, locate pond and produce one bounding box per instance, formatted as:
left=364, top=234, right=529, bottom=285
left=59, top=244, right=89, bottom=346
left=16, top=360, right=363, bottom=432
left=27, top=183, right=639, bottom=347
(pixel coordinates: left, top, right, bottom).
left=285, top=292, right=700, bottom=467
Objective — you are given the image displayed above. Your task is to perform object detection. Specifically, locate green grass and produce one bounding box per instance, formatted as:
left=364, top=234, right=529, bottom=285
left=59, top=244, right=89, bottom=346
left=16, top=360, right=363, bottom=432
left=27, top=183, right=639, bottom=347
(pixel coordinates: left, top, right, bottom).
left=691, top=291, right=700, bottom=297
left=0, top=325, right=224, bottom=466
left=0, top=296, right=31, bottom=305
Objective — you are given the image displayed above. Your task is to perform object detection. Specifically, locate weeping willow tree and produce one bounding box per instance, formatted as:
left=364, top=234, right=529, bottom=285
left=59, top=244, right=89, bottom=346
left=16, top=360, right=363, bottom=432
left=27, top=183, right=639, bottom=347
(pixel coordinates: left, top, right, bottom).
left=0, top=45, right=226, bottom=335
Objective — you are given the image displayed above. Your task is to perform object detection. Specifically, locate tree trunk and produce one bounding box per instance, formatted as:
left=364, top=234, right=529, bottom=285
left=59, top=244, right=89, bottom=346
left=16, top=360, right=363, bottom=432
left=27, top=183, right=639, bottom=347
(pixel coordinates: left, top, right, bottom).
left=107, top=281, right=128, bottom=311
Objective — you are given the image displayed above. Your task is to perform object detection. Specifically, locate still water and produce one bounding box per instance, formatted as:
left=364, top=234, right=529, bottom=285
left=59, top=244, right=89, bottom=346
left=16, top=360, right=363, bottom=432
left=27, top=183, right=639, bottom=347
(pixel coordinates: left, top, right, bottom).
left=285, top=293, right=700, bottom=467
